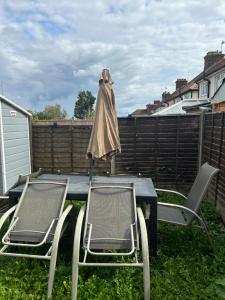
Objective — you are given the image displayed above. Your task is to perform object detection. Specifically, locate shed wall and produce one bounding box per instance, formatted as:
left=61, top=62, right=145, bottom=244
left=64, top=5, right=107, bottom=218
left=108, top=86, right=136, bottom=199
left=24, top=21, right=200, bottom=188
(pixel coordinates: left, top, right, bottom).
left=0, top=133, right=2, bottom=194
left=1, top=101, right=31, bottom=192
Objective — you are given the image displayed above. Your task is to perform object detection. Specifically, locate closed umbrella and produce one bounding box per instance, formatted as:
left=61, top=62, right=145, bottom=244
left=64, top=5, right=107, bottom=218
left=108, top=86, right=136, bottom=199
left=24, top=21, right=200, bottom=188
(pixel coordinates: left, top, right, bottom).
left=87, top=69, right=121, bottom=177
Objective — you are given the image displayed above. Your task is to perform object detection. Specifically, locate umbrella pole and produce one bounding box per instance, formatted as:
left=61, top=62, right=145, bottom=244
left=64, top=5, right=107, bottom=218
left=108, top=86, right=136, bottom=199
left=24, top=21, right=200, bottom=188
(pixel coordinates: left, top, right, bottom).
left=89, top=159, right=95, bottom=182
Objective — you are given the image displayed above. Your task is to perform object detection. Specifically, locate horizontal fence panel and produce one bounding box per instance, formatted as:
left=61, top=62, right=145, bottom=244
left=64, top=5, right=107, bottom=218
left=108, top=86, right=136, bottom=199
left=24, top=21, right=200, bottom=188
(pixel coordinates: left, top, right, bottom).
left=32, top=115, right=200, bottom=187
left=116, top=115, right=199, bottom=186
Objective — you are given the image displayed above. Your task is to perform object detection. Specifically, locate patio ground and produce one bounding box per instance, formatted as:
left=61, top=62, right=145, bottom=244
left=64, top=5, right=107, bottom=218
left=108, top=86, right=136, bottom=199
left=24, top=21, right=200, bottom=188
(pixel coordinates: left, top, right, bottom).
left=0, top=193, right=224, bottom=300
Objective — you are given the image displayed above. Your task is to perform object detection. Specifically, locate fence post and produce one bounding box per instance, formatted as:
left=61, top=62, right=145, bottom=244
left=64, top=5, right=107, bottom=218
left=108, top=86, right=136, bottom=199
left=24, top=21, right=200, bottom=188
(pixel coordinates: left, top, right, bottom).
left=134, top=117, right=137, bottom=174
left=50, top=126, right=54, bottom=173
left=154, top=117, right=158, bottom=184
left=198, top=110, right=205, bottom=170
left=71, top=126, right=74, bottom=172
left=175, top=116, right=180, bottom=187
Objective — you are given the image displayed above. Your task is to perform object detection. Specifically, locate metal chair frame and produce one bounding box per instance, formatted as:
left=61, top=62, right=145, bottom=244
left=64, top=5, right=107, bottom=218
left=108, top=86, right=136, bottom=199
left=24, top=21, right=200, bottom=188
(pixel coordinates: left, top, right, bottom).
left=0, top=177, right=72, bottom=299
left=156, top=162, right=219, bottom=247
left=72, top=184, right=150, bottom=300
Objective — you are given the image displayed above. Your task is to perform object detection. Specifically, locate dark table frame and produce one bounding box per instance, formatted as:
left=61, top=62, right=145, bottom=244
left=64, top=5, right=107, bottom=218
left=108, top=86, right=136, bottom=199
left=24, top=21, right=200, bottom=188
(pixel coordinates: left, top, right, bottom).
left=8, top=175, right=158, bottom=256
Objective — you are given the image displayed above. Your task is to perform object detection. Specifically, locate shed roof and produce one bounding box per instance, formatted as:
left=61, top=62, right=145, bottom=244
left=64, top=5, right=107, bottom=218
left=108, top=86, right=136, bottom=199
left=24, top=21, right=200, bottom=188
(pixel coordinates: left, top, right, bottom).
left=0, top=95, right=32, bottom=117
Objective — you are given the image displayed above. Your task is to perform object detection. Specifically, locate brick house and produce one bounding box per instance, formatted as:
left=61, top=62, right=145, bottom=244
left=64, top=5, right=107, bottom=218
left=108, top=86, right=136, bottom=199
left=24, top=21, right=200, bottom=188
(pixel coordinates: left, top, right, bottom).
left=197, top=51, right=225, bottom=100
left=130, top=100, right=163, bottom=117
left=129, top=50, right=225, bottom=116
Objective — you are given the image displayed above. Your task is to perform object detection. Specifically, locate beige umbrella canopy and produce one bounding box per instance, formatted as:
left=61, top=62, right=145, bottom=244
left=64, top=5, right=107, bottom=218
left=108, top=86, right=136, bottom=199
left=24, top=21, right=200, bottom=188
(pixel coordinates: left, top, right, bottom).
left=87, top=69, right=121, bottom=161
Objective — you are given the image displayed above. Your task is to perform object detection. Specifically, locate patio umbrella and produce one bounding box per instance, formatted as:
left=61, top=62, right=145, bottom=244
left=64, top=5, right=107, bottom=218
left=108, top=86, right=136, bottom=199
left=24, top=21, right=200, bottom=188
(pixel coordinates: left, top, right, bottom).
left=87, top=69, right=121, bottom=177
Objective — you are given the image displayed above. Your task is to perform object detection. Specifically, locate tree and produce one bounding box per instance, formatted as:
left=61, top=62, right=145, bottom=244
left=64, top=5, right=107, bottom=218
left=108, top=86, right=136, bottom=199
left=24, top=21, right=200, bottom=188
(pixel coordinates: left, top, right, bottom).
left=32, top=104, right=67, bottom=120
left=74, top=90, right=96, bottom=119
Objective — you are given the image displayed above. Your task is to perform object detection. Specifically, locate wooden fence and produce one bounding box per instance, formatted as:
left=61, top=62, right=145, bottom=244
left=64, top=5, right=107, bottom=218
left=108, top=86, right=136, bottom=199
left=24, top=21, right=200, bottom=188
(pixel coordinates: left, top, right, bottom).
left=202, top=112, right=225, bottom=222
left=32, top=113, right=225, bottom=221
left=116, top=115, right=199, bottom=185
left=32, top=124, right=110, bottom=174
left=32, top=115, right=200, bottom=186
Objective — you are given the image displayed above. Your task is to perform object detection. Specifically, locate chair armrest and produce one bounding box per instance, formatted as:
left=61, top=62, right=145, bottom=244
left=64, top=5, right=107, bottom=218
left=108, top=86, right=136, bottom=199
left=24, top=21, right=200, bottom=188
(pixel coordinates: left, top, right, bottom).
left=158, top=202, right=203, bottom=223
left=51, top=205, right=73, bottom=251
left=0, top=205, right=17, bottom=231
left=155, top=189, right=187, bottom=200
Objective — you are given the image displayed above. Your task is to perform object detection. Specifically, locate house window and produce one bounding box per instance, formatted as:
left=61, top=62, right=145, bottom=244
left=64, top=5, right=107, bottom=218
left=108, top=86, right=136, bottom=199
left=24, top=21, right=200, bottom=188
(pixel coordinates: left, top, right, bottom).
left=183, top=92, right=191, bottom=99
left=215, top=72, right=225, bottom=91
left=200, top=81, right=208, bottom=98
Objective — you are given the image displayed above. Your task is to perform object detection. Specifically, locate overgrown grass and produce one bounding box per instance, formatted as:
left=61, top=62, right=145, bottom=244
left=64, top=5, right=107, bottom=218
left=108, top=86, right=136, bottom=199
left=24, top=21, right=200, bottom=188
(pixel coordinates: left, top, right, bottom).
left=0, top=195, right=224, bottom=299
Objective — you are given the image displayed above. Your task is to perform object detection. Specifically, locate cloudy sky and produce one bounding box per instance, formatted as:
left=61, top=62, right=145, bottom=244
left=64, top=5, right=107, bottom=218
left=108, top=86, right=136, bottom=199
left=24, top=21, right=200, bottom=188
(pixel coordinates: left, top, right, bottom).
left=0, top=0, right=225, bottom=116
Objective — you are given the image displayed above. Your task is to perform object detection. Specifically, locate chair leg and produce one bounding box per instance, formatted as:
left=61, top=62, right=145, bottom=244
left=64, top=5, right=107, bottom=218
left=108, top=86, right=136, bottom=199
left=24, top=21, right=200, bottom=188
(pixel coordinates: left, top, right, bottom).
left=198, top=209, right=215, bottom=251
left=137, top=207, right=150, bottom=300
left=72, top=205, right=86, bottom=300
left=48, top=250, right=57, bottom=299
left=47, top=205, right=73, bottom=299
left=200, top=220, right=215, bottom=251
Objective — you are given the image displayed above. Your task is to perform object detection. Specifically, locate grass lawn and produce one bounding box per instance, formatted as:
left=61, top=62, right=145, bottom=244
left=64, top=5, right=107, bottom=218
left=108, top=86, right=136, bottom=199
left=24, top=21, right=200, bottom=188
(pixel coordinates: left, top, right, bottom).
left=0, top=194, right=224, bottom=300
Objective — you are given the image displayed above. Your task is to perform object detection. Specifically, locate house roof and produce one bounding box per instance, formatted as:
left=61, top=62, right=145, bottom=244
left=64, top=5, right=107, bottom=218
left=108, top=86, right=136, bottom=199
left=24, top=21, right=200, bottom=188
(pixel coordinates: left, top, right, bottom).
left=130, top=53, right=225, bottom=116
left=165, top=56, right=225, bottom=103
left=0, top=95, right=32, bottom=117
left=130, top=108, right=149, bottom=116
left=165, top=77, right=199, bottom=102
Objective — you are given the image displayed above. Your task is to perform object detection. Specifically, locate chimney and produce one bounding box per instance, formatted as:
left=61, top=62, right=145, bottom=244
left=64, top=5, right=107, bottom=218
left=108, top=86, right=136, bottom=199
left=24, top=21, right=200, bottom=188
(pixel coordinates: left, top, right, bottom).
left=154, top=100, right=160, bottom=105
left=204, top=51, right=224, bottom=70
left=146, top=104, right=155, bottom=114
left=162, top=91, right=171, bottom=102
left=175, top=79, right=188, bottom=90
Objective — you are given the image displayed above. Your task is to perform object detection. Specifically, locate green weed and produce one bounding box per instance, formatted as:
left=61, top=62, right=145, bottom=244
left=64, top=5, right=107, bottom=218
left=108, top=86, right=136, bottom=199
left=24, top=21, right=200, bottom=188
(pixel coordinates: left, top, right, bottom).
left=0, top=196, right=224, bottom=299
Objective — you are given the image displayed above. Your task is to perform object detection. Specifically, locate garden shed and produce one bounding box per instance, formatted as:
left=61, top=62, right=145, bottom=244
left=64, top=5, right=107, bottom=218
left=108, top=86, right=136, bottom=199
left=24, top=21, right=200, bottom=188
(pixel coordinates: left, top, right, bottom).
left=0, top=95, right=31, bottom=194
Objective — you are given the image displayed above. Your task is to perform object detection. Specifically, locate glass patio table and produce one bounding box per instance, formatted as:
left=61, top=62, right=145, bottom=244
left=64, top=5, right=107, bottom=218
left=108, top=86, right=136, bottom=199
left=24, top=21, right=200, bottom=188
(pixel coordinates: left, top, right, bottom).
left=8, top=174, right=158, bottom=256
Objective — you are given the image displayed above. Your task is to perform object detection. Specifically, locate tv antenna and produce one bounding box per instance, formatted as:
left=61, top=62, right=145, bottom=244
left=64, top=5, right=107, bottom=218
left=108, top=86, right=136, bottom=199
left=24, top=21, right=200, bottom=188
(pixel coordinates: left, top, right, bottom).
left=0, top=81, right=3, bottom=95
left=221, top=40, right=225, bottom=53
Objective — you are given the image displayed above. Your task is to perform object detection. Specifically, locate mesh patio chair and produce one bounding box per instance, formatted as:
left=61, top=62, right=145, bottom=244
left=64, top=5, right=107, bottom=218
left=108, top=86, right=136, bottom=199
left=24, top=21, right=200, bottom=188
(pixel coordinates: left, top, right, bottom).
left=0, top=168, right=43, bottom=215
left=72, top=183, right=150, bottom=300
left=0, top=177, right=72, bottom=299
left=157, top=162, right=219, bottom=243
left=0, top=169, right=42, bottom=213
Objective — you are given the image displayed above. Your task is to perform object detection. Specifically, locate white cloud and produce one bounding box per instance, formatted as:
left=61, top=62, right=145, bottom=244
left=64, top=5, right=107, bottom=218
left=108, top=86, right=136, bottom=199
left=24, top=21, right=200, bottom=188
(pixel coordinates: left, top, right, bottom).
left=0, top=0, right=224, bottom=116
